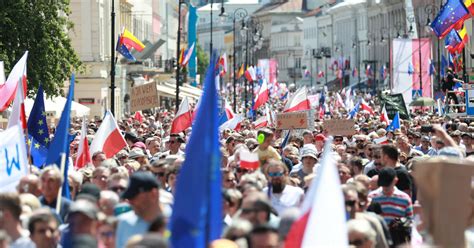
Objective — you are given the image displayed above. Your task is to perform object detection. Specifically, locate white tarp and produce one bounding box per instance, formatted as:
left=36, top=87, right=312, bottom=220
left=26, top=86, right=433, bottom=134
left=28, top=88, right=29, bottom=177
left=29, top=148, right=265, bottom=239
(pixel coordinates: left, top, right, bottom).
left=24, top=96, right=90, bottom=118
left=0, top=125, right=28, bottom=192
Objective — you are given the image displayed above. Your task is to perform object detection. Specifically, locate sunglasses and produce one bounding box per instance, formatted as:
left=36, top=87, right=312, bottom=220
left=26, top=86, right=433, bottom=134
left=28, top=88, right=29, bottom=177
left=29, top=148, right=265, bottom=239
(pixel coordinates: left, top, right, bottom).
left=153, top=172, right=165, bottom=177
left=110, top=186, right=126, bottom=192
left=334, top=139, right=343, bottom=142
left=349, top=237, right=368, bottom=246
left=236, top=168, right=250, bottom=173
left=225, top=178, right=236, bottom=183
left=268, top=171, right=284, bottom=177
left=345, top=200, right=357, bottom=207
left=347, top=150, right=356, bottom=154
left=100, top=231, right=115, bottom=238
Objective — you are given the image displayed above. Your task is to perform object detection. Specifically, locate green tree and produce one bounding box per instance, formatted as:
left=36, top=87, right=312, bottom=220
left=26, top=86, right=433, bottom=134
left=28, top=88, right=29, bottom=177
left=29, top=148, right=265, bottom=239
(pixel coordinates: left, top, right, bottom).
left=196, top=43, right=209, bottom=84
left=0, top=0, right=82, bottom=97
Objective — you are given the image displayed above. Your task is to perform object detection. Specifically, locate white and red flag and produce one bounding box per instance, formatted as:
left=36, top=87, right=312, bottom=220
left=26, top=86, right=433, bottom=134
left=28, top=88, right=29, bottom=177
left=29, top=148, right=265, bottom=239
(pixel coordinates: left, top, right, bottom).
left=253, top=79, right=269, bottom=110
left=89, top=111, right=127, bottom=158
left=335, top=92, right=345, bottom=109
left=1, top=51, right=28, bottom=112
left=239, top=149, right=260, bottom=169
left=219, top=53, right=228, bottom=76
left=285, top=137, right=348, bottom=247
left=75, top=116, right=91, bottom=169
left=224, top=99, right=234, bottom=119
left=380, top=105, right=390, bottom=125
left=171, top=97, right=193, bottom=133
left=219, top=115, right=243, bottom=131
left=134, top=111, right=143, bottom=123
left=253, top=116, right=268, bottom=129
left=283, top=87, right=310, bottom=113
left=7, top=70, right=27, bottom=130
left=317, top=70, right=324, bottom=78
left=360, top=99, right=375, bottom=115
left=244, top=66, right=257, bottom=82
left=374, top=136, right=389, bottom=145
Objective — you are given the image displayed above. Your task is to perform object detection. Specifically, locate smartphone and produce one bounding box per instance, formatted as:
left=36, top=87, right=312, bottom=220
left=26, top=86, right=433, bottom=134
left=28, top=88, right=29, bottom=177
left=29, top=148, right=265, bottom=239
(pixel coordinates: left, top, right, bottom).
left=420, top=125, right=433, bottom=133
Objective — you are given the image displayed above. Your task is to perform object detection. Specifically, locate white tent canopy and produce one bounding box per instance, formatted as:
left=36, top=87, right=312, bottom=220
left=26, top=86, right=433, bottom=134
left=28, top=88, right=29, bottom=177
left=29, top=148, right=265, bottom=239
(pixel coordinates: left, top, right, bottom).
left=24, top=96, right=90, bottom=118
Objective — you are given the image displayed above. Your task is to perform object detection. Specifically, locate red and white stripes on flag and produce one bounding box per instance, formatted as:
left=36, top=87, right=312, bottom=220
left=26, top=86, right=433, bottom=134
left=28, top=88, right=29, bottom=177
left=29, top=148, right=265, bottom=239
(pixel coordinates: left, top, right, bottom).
left=181, top=43, right=195, bottom=67
left=171, top=97, right=193, bottom=134
left=244, top=66, right=257, bottom=82
left=253, top=79, right=269, bottom=110
left=7, top=71, right=27, bottom=130
left=285, top=137, right=348, bottom=247
left=75, top=116, right=91, bottom=169
left=380, top=105, right=390, bottom=125
left=335, top=92, right=345, bottom=109
left=360, top=99, right=375, bottom=115
left=253, top=116, right=268, bottom=129
left=219, top=53, right=228, bottom=76
left=219, top=115, right=243, bottom=131
left=283, top=87, right=311, bottom=113
left=239, top=149, right=260, bottom=169
left=374, top=136, right=389, bottom=145
left=224, top=99, right=234, bottom=119
left=89, top=111, right=127, bottom=158
left=0, top=51, right=28, bottom=112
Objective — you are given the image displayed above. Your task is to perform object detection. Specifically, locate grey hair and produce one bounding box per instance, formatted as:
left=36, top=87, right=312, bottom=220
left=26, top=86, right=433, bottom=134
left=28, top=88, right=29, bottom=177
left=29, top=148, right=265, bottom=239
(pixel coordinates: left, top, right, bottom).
left=347, top=219, right=377, bottom=243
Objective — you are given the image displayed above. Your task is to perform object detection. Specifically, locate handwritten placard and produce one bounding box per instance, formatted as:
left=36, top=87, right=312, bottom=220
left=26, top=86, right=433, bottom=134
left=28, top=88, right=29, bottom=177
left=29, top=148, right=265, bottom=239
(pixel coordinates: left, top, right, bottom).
left=323, top=119, right=355, bottom=136
left=276, top=112, right=308, bottom=130
left=130, top=82, right=159, bottom=112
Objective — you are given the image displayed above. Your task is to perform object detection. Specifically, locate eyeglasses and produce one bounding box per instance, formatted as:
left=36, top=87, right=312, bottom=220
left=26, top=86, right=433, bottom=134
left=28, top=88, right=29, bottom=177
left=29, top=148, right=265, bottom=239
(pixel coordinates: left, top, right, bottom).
left=110, top=186, right=126, bottom=193
left=334, top=139, right=343, bottom=142
left=153, top=172, right=165, bottom=177
left=345, top=200, right=357, bottom=207
left=225, top=178, right=236, bottom=183
left=100, top=231, right=115, bottom=238
left=236, top=168, right=250, bottom=173
left=268, top=171, right=284, bottom=177
left=349, top=237, right=368, bottom=246
left=347, top=150, right=356, bottom=154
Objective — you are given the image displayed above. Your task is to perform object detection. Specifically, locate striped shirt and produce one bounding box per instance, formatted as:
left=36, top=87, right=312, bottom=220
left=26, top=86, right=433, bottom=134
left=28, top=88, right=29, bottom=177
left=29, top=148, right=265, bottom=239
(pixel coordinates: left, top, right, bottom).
left=368, top=187, right=413, bottom=224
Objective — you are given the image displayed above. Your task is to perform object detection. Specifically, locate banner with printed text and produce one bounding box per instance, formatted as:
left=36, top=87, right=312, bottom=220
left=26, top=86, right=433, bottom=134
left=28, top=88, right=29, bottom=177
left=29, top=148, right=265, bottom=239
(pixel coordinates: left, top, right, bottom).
left=0, top=125, right=28, bottom=192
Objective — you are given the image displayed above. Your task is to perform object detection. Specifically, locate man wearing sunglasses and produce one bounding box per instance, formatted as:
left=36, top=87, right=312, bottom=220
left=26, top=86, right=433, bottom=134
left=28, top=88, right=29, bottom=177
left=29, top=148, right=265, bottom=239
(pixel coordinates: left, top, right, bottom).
left=264, top=160, right=304, bottom=215
left=161, top=133, right=185, bottom=157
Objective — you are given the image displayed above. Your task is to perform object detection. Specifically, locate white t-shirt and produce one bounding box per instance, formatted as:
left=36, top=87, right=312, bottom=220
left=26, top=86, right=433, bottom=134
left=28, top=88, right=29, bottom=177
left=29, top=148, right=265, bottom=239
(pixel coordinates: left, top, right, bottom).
left=264, top=185, right=304, bottom=215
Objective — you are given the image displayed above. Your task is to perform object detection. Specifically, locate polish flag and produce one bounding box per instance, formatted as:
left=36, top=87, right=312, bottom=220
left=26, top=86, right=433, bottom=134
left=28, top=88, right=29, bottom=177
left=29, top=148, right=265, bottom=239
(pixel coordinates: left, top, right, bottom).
left=75, top=116, right=91, bottom=169
left=253, top=116, right=268, bottom=129
left=374, top=136, right=389, bottom=145
left=360, top=99, right=375, bottom=115
left=317, top=70, right=324, bottom=78
left=181, top=43, right=195, bottom=67
left=90, top=111, right=127, bottom=158
left=244, top=66, right=257, bottom=82
left=380, top=106, right=390, bottom=125
left=253, top=80, right=269, bottom=110
left=335, top=93, right=345, bottom=108
left=171, top=97, right=193, bottom=133
left=219, top=115, right=243, bottom=131
left=239, top=149, right=260, bottom=169
left=219, top=53, right=228, bottom=75
left=285, top=138, right=348, bottom=247
left=0, top=51, right=28, bottom=112
left=283, top=87, right=310, bottom=113
left=7, top=71, right=27, bottom=130
left=224, top=99, right=234, bottom=119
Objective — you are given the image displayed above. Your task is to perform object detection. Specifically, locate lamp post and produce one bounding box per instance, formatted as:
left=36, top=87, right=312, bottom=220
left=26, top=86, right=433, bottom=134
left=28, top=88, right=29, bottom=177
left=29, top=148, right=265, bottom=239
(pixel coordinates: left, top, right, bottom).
left=352, top=36, right=361, bottom=91
left=175, top=0, right=187, bottom=111
left=228, top=8, right=247, bottom=112
left=335, top=42, right=344, bottom=90
left=380, top=27, right=390, bottom=90
left=110, top=0, right=116, bottom=116
left=367, top=32, right=377, bottom=93
left=425, top=4, right=441, bottom=89
left=407, top=15, right=423, bottom=96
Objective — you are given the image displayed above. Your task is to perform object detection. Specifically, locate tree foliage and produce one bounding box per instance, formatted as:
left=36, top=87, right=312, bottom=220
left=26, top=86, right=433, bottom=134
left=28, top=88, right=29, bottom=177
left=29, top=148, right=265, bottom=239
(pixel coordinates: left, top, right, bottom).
left=196, top=42, right=209, bottom=84
left=0, top=0, right=82, bottom=97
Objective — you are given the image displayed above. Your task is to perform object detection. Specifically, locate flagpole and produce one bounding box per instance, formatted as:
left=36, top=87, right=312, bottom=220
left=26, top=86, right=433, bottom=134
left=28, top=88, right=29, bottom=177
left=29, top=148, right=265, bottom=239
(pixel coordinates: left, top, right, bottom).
left=110, top=0, right=116, bottom=117
left=55, top=153, right=67, bottom=215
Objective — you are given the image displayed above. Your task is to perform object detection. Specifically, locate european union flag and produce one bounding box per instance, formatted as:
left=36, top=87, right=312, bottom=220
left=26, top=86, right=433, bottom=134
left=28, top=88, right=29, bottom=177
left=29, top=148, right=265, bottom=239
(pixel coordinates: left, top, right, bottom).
left=386, top=111, right=400, bottom=131
left=116, top=36, right=136, bottom=62
left=348, top=101, right=360, bottom=119
left=45, top=74, right=75, bottom=199
left=431, top=0, right=469, bottom=38
left=169, top=52, right=222, bottom=247
left=445, top=29, right=462, bottom=52
left=27, top=84, right=50, bottom=167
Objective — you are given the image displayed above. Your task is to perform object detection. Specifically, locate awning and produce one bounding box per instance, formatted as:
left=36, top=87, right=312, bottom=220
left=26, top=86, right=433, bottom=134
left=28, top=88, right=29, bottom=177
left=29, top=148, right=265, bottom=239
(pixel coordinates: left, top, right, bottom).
left=156, top=84, right=200, bottom=101
left=24, top=96, right=90, bottom=118
left=163, top=82, right=202, bottom=99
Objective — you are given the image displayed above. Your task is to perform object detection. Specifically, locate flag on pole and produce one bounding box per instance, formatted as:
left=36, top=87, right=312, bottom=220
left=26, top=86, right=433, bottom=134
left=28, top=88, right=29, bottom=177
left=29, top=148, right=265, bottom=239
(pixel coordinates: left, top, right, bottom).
left=219, top=53, right=228, bottom=75
left=181, top=43, right=195, bottom=67
left=253, top=79, right=269, bottom=110
left=283, top=87, right=311, bottom=113
left=430, top=0, right=470, bottom=38
left=27, top=84, right=50, bottom=167
left=429, top=59, right=436, bottom=76
left=116, top=35, right=136, bottom=61
left=386, top=111, right=401, bottom=131
left=380, top=105, right=390, bottom=125
left=239, top=150, right=260, bottom=169
left=45, top=74, right=75, bottom=200
left=89, top=111, right=127, bottom=158
left=169, top=52, right=222, bottom=247
left=238, top=64, right=245, bottom=79
left=285, top=137, right=348, bottom=247
left=348, top=101, right=360, bottom=119
left=75, top=116, right=91, bottom=169
left=318, top=70, right=325, bottom=78
left=0, top=51, right=28, bottom=112
left=7, top=67, right=27, bottom=130
left=171, top=97, right=193, bottom=134
left=120, top=28, right=146, bottom=52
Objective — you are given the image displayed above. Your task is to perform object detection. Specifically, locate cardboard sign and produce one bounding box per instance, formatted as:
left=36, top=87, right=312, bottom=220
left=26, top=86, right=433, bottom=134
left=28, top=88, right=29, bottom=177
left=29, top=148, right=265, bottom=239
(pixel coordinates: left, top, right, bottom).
left=413, top=158, right=474, bottom=247
left=130, top=82, right=159, bottom=112
left=276, top=112, right=308, bottom=130
left=323, top=119, right=355, bottom=136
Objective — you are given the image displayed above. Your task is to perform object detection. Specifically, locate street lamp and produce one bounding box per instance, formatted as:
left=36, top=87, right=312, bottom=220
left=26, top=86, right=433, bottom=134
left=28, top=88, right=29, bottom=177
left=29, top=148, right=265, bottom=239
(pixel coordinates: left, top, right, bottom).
left=425, top=4, right=442, bottom=90
left=407, top=15, right=423, bottom=97
left=175, top=0, right=187, bottom=111
left=230, top=8, right=248, bottom=112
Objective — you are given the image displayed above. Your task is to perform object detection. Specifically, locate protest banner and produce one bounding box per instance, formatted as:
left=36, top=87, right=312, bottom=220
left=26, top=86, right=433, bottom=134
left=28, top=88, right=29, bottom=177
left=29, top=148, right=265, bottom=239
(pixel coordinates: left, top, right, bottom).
left=323, top=119, right=355, bottom=136
left=130, top=82, right=159, bottom=112
left=413, top=157, right=474, bottom=247
left=0, top=125, right=28, bottom=192
left=276, top=111, right=308, bottom=130
left=380, top=93, right=410, bottom=120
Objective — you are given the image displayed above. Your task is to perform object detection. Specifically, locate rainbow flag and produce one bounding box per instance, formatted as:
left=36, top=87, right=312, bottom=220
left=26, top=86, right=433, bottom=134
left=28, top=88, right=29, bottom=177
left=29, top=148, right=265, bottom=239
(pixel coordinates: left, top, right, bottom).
left=120, top=28, right=145, bottom=52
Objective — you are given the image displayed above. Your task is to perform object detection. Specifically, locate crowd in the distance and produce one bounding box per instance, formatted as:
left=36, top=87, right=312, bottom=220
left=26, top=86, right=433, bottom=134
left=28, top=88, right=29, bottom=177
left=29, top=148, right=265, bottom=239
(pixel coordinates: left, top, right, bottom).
left=1, top=90, right=474, bottom=248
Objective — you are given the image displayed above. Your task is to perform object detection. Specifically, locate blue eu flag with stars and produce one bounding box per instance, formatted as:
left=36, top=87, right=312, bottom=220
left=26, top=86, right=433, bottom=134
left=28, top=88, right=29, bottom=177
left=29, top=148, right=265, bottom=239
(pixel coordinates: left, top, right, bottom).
left=27, top=84, right=50, bottom=167
left=431, top=0, right=469, bottom=38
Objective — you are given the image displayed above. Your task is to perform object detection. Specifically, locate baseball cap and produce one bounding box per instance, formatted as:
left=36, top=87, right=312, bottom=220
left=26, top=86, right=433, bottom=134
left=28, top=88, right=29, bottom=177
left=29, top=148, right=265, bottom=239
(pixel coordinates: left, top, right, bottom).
left=301, top=148, right=318, bottom=160
left=132, top=141, right=147, bottom=150
left=377, top=167, right=397, bottom=187
left=69, top=199, right=99, bottom=220
left=462, top=132, right=472, bottom=138
left=129, top=149, right=146, bottom=159
left=76, top=183, right=101, bottom=203
left=314, top=134, right=326, bottom=142
left=122, top=172, right=160, bottom=200
left=421, top=136, right=430, bottom=142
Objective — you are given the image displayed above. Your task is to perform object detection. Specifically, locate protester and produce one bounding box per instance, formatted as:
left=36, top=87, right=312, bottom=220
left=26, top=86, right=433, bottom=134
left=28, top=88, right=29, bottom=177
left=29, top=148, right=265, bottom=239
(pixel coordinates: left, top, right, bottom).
left=0, top=192, right=35, bottom=247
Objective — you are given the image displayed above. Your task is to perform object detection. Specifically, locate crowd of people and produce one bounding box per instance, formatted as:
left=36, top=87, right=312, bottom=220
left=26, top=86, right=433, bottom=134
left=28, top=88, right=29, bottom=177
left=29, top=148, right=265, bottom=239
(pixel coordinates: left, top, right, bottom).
left=1, top=83, right=474, bottom=248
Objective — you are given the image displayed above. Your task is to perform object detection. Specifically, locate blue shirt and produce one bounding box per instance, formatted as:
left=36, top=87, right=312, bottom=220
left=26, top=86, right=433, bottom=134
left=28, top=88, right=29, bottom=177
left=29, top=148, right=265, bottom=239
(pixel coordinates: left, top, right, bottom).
left=39, top=196, right=71, bottom=223
left=115, top=211, right=150, bottom=248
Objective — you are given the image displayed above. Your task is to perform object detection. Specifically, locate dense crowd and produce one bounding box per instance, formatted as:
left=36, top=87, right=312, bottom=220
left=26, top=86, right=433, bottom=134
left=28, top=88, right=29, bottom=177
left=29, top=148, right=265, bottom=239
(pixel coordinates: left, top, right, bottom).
left=1, top=84, right=474, bottom=248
